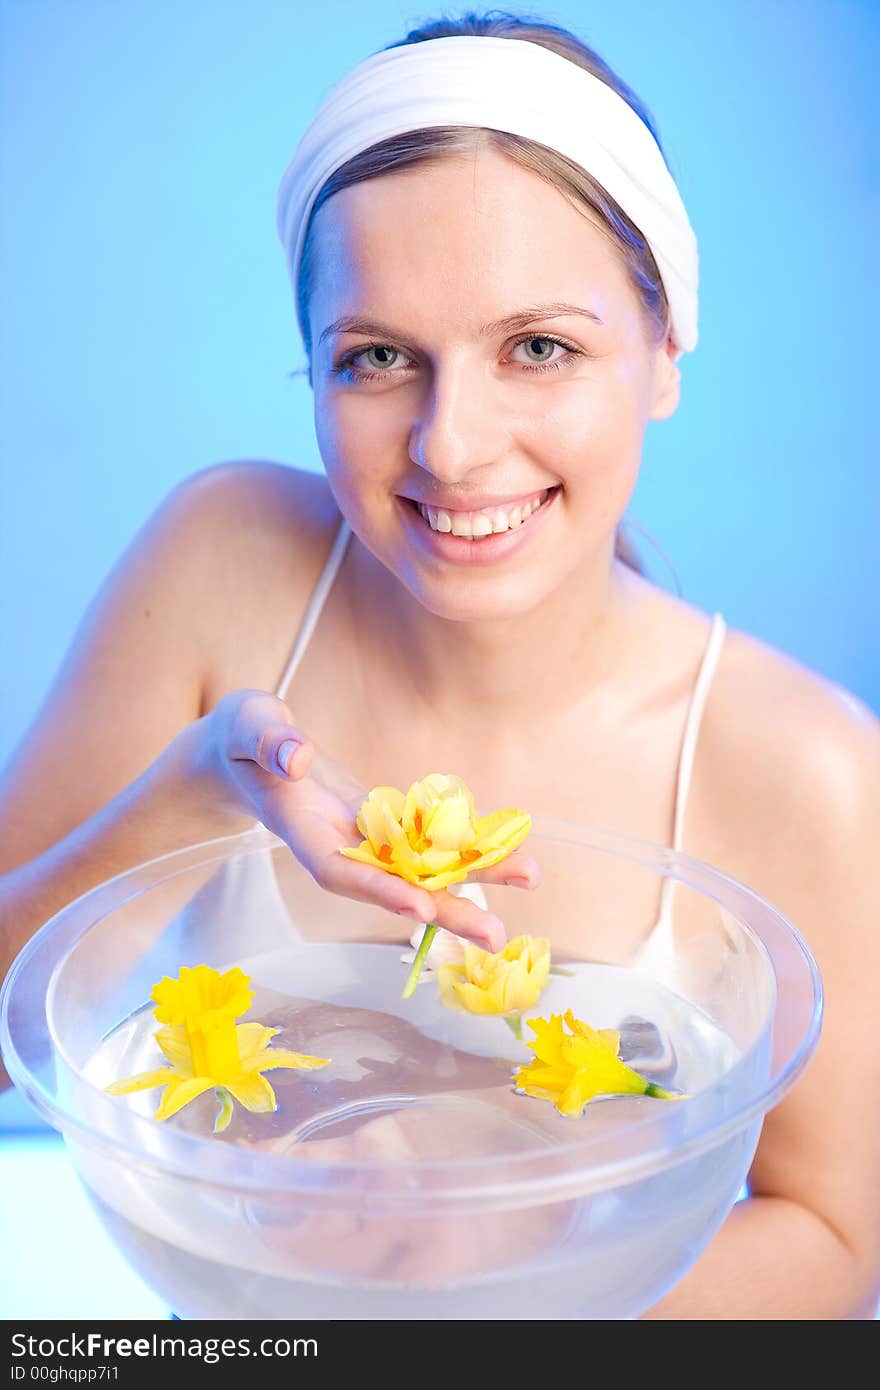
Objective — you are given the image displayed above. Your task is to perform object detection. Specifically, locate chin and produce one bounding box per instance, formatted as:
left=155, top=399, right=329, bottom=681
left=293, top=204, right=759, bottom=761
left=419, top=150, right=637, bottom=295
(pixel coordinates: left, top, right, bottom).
left=399, top=566, right=563, bottom=624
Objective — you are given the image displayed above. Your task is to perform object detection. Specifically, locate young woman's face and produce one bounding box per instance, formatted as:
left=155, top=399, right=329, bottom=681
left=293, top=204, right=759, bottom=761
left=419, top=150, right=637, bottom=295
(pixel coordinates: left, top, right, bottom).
left=307, top=143, right=680, bottom=620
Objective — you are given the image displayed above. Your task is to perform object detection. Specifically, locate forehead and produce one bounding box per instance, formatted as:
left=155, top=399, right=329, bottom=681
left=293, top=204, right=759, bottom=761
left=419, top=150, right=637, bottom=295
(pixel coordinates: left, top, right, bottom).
left=307, top=146, right=633, bottom=334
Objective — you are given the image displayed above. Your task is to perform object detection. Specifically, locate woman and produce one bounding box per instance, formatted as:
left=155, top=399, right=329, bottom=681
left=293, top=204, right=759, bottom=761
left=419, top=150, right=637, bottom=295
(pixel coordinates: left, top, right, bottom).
left=1, top=11, right=878, bottom=1318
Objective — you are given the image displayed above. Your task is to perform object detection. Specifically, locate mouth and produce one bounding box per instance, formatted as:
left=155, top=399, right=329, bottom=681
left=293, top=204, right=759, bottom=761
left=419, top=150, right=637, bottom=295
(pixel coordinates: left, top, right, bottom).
left=394, top=483, right=558, bottom=558
left=401, top=485, right=560, bottom=540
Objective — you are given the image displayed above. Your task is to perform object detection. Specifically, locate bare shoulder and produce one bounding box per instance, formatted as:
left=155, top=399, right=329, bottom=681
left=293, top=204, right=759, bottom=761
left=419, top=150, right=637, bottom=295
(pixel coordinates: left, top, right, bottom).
left=691, top=616, right=880, bottom=901
left=709, top=622, right=878, bottom=808
left=168, top=460, right=343, bottom=709
left=0, top=460, right=340, bottom=872
left=170, top=458, right=339, bottom=563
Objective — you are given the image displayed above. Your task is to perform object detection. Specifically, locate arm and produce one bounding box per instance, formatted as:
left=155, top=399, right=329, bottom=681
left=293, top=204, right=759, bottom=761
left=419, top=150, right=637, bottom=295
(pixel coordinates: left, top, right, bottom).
left=0, top=467, right=258, bottom=1086
left=644, top=682, right=880, bottom=1319
left=0, top=464, right=532, bottom=1087
left=642, top=1195, right=875, bottom=1320
left=0, top=716, right=251, bottom=975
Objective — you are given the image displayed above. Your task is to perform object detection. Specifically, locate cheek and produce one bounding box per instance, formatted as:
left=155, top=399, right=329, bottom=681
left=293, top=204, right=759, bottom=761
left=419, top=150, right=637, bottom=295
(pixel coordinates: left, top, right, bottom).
left=523, top=367, right=647, bottom=505
left=315, top=387, right=401, bottom=499
left=314, top=398, right=384, bottom=528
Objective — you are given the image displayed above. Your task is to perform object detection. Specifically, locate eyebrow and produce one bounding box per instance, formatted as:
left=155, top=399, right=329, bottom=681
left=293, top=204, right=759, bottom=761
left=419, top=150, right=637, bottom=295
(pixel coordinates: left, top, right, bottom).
left=317, top=300, right=604, bottom=349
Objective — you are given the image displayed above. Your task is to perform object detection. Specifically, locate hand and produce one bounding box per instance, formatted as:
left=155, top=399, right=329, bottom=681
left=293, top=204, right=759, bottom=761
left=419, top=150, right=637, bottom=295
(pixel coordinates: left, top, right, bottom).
left=200, top=690, right=540, bottom=951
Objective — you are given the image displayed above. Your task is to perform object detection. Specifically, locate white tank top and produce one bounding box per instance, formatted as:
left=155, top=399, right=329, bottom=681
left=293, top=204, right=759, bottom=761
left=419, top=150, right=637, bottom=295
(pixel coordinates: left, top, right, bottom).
left=204, top=515, right=727, bottom=963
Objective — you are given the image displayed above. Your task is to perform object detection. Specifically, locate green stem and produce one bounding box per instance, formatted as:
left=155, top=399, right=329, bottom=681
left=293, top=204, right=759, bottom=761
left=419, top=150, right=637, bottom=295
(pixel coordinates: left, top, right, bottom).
left=645, top=1082, right=689, bottom=1100
left=504, top=1012, right=524, bottom=1040
left=549, top=966, right=577, bottom=977
left=213, top=1086, right=234, bottom=1134
left=401, top=923, right=439, bottom=999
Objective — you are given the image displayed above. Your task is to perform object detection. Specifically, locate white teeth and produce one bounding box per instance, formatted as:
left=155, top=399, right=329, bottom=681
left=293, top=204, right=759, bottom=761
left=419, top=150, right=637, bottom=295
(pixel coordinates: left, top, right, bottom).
left=416, top=488, right=551, bottom=538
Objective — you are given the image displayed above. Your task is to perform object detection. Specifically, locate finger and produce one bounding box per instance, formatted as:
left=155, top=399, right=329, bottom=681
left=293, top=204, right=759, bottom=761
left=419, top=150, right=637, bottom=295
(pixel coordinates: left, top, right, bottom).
left=425, top=889, right=506, bottom=953
left=225, top=694, right=314, bottom=781
left=470, top=850, right=542, bottom=890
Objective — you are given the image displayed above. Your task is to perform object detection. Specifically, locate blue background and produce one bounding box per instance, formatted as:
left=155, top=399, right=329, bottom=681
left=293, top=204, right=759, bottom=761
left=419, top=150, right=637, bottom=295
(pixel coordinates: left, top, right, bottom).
left=0, top=0, right=876, bottom=1318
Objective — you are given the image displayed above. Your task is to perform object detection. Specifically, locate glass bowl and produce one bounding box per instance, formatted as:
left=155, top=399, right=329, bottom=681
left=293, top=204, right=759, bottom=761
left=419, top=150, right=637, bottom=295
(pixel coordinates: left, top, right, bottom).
left=0, top=818, right=821, bottom=1320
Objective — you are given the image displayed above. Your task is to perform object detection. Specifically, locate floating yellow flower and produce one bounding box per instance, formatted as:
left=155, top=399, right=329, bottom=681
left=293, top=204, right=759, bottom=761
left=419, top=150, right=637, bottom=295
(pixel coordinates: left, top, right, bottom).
left=514, top=1009, right=684, bottom=1116
left=338, top=773, right=532, bottom=999
left=105, top=964, right=331, bottom=1133
left=437, top=935, right=550, bottom=1037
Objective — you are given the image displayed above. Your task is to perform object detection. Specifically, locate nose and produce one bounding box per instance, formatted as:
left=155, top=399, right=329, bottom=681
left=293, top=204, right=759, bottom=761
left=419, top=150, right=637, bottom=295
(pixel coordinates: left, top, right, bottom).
left=408, top=359, right=507, bottom=485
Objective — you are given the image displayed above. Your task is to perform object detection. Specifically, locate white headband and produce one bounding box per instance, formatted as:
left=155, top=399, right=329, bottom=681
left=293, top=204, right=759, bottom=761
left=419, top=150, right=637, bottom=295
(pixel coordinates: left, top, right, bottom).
left=276, top=35, right=699, bottom=353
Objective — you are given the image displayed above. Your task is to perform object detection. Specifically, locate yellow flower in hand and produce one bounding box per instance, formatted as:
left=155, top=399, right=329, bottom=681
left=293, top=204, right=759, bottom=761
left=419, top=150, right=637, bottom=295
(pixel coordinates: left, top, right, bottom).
left=438, top=935, right=550, bottom=1037
left=514, top=1009, right=683, bottom=1116
left=106, top=964, right=331, bottom=1133
left=339, top=773, right=531, bottom=892
left=339, top=773, right=532, bottom=999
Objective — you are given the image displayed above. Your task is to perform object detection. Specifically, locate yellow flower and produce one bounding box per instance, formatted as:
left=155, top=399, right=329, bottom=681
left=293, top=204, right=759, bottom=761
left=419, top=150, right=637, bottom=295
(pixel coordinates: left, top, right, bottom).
left=437, top=935, right=551, bottom=1020
left=514, top=1009, right=683, bottom=1116
left=151, top=962, right=252, bottom=1026
left=339, top=773, right=531, bottom=892
left=105, top=964, right=331, bottom=1133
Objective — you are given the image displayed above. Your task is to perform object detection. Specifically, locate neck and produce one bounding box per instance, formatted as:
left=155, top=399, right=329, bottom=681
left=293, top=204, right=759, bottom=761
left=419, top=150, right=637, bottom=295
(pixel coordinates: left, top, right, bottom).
left=344, top=535, right=644, bottom=733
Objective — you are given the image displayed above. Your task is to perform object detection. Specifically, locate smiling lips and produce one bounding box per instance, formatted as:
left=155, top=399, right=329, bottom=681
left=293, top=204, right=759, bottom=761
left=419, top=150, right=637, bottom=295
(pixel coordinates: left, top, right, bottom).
left=413, top=487, right=553, bottom=539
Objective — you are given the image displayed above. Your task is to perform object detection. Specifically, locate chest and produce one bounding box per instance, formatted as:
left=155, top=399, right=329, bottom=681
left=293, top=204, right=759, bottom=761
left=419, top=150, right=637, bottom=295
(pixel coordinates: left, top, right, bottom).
left=264, top=599, right=735, bottom=963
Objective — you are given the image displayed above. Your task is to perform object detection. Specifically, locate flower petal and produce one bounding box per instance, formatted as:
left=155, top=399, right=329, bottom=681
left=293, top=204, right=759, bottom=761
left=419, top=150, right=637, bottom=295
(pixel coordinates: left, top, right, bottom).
left=381, top=804, right=423, bottom=871
left=224, top=1071, right=278, bottom=1114
left=410, top=865, right=472, bottom=892
left=105, top=1067, right=174, bottom=1096
left=252, top=1046, right=331, bottom=1073
left=154, top=1075, right=216, bottom=1121
left=339, top=843, right=424, bottom=887
left=152, top=964, right=253, bottom=1026
left=436, top=962, right=467, bottom=1011
left=235, top=1022, right=279, bottom=1063
left=413, top=845, right=463, bottom=874
left=472, top=810, right=532, bottom=855
left=421, top=774, right=476, bottom=820
left=338, top=843, right=406, bottom=874
left=450, top=979, right=503, bottom=1016
left=557, top=1067, right=604, bottom=1116
left=524, top=1014, right=569, bottom=1068
left=514, top=1062, right=569, bottom=1091
left=155, top=1025, right=195, bottom=1076
left=423, top=794, right=476, bottom=852
left=446, top=841, right=528, bottom=876
left=402, top=780, right=431, bottom=844
left=357, top=787, right=405, bottom=853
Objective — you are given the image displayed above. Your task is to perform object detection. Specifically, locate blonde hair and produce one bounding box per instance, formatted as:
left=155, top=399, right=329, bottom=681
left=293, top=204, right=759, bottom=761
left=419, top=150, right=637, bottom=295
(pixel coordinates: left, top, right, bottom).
left=295, top=9, right=678, bottom=580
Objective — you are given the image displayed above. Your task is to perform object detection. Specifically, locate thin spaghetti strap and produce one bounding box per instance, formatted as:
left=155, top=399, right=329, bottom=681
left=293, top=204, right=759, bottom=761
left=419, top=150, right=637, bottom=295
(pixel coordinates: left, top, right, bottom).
left=633, top=612, right=727, bottom=968
left=274, top=516, right=352, bottom=700
left=670, top=611, right=727, bottom=854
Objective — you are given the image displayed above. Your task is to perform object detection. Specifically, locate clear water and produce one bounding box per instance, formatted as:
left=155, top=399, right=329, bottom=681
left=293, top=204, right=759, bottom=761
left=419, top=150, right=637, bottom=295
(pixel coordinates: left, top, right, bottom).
left=72, top=944, right=767, bottom=1320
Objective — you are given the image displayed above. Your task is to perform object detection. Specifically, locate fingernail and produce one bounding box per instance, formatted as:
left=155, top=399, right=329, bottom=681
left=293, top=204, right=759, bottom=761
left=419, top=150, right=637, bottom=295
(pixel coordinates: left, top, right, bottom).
left=276, top=738, right=302, bottom=774
left=505, top=875, right=529, bottom=887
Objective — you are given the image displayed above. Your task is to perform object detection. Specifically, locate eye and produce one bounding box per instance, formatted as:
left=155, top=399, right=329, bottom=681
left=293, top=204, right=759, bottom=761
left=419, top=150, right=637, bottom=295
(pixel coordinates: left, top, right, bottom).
left=341, top=344, right=404, bottom=378
left=333, top=333, right=583, bottom=382
left=511, top=334, right=579, bottom=374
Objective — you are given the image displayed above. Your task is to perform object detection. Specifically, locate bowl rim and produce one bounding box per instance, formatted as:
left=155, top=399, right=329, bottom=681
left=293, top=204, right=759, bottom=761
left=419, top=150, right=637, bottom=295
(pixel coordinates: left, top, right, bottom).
left=0, top=819, right=823, bottom=1211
